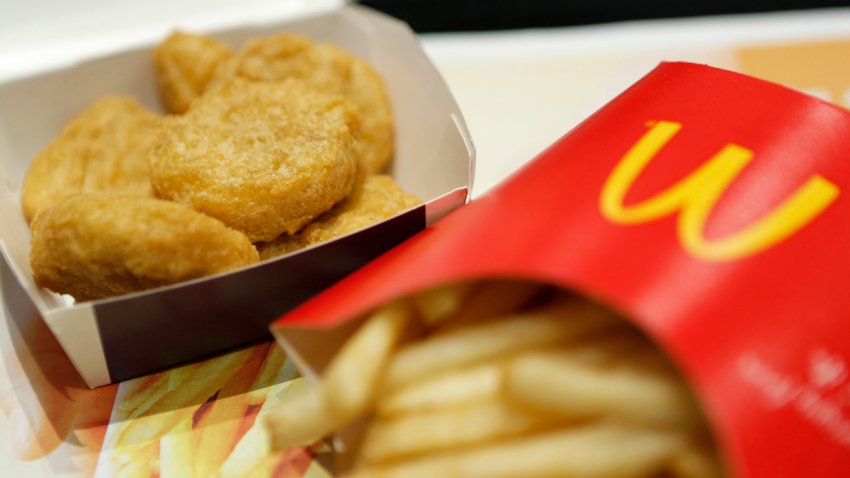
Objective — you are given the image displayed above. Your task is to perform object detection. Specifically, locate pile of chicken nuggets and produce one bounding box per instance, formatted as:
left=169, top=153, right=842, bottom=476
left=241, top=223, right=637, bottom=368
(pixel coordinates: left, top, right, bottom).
left=23, top=31, right=420, bottom=302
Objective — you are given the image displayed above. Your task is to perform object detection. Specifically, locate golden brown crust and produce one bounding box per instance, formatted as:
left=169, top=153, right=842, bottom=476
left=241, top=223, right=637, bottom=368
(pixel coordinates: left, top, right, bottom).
left=258, top=174, right=421, bottom=259
left=30, top=194, right=259, bottom=301
left=211, top=33, right=394, bottom=173
left=152, top=31, right=233, bottom=114
left=20, top=96, right=159, bottom=223
left=343, top=53, right=394, bottom=175
left=149, top=78, right=360, bottom=242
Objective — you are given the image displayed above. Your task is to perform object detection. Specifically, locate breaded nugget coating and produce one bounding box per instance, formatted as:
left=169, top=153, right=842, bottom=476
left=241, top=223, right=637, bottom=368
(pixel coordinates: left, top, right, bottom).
left=152, top=31, right=233, bottom=114
left=258, top=174, right=421, bottom=259
left=212, top=33, right=394, bottom=173
left=30, top=195, right=259, bottom=301
left=21, top=96, right=159, bottom=223
left=149, top=78, right=359, bottom=242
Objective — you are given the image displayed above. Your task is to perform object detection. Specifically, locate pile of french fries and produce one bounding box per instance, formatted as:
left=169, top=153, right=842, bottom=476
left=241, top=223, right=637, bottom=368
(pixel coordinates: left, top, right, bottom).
left=264, top=279, right=726, bottom=478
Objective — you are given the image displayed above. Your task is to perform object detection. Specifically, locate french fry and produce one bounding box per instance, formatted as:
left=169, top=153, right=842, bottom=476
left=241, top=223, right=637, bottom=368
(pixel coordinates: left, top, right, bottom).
left=349, top=422, right=685, bottom=478
left=572, top=331, right=680, bottom=377
left=382, top=297, right=617, bottom=391
left=244, top=452, right=288, bottom=478
left=192, top=344, right=272, bottom=477
left=505, top=351, right=702, bottom=429
left=260, top=447, right=319, bottom=478
left=435, top=279, right=544, bottom=330
left=668, top=441, right=726, bottom=478
left=203, top=345, right=296, bottom=477
left=304, top=458, right=334, bottom=478
left=376, top=361, right=504, bottom=417
left=115, top=373, right=170, bottom=415
left=266, top=302, right=409, bottom=450
left=97, top=440, right=160, bottom=478
left=159, top=416, right=195, bottom=478
left=322, top=301, right=410, bottom=421
left=244, top=345, right=297, bottom=406
left=114, top=459, right=156, bottom=478
left=219, top=378, right=310, bottom=478
left=265, top=380, right=335, bottom=449
left=409, top=281, right=473, bottom=325
left=113, top=396, right=198, bottom=448
left=115, top=346, right=262, bottom=446
left=264, top=280, right=723, bottom=478
left=358, top=398, right=564, bottom=465
left=216, top=419, right=273, bottom=478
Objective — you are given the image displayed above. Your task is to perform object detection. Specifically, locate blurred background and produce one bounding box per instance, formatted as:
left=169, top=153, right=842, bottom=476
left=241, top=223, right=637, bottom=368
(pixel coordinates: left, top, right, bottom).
left=360, top=0, right=850, bottom=31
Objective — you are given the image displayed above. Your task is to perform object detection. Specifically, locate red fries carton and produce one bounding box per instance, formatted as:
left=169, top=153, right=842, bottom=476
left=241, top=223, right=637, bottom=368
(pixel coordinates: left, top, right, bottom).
left=272, top=62, right=850, bottom=477
left=0, top=5, right=473, bottom=387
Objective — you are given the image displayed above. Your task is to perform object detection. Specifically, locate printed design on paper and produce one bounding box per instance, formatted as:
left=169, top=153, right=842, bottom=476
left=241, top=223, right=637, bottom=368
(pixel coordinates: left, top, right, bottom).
left=736, top=349, right=850, bottom=448
left=599, top=120, right=839, bottom=261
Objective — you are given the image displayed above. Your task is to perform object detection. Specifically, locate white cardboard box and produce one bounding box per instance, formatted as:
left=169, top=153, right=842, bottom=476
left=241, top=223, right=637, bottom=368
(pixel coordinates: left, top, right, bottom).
left=0, top=4, right=474, bottom=387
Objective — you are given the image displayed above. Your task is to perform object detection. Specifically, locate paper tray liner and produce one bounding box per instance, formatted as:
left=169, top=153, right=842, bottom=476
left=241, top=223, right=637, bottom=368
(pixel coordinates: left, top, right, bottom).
left=273, top=62, right=850, bottom=478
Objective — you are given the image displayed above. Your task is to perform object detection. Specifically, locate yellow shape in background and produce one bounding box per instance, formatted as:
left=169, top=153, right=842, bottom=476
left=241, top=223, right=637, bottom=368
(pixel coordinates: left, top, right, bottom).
left=738, top=40, right=850, bottom=108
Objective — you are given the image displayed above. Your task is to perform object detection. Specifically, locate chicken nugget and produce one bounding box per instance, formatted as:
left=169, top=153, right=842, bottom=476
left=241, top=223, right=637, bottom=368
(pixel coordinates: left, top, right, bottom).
left=258, top=174, right=421, bottom=259
left=30, top=195, right=259, bottom=301
left=149, top=78, right=360, bottom=242
left=212, top=33, right=394, bottom=173
left=152, top=31, right=233, bottom=114
left=20, top=96, right=159, bottom=223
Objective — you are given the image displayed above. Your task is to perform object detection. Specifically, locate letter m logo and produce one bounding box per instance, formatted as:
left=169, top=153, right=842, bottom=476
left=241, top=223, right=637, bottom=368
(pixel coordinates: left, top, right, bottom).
left=600, top=121, right=839, bottom=261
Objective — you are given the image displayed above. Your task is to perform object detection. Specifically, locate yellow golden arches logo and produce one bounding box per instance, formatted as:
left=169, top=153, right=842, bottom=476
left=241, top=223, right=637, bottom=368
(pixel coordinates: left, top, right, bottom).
left=600, top=120, right=839, bottom=261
